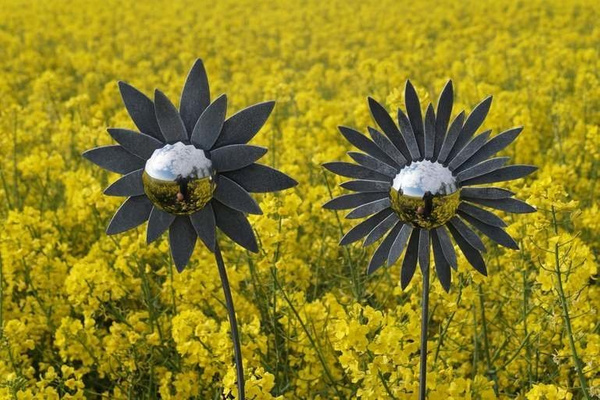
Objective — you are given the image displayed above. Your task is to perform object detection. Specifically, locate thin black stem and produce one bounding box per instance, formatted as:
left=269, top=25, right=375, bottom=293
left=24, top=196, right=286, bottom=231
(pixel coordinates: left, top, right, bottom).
left=215, top=242, right=245, bottom=400
left=419, top=262, right=430, bottom=400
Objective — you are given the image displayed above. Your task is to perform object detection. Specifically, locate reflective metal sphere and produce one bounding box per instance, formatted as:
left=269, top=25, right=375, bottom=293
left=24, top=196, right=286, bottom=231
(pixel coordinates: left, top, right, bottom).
left=142, top=142, right=215, bottom=215
left=389, top=160, right=460, bottom=229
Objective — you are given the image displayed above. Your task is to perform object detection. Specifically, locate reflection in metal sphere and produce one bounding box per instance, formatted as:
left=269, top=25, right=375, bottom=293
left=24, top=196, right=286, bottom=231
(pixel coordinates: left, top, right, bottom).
left=142, top=142, right=215, bottom=215
left=389, top=160, right=460, bottom=229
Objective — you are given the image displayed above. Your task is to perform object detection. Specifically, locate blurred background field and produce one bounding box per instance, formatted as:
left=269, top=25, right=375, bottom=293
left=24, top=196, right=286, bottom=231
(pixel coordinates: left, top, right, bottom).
left=0, top=0, right=598, bottom=398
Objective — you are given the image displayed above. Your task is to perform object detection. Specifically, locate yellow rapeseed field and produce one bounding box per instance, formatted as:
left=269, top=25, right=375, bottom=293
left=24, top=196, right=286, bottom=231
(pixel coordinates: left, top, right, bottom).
left=0, top=0, right=598, bottom=398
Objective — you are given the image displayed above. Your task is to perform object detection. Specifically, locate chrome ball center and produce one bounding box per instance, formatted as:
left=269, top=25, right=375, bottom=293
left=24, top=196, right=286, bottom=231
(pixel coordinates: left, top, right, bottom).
left=142, top=142, right=215, bottom=215
left=389, top=160, right=459, bottom=229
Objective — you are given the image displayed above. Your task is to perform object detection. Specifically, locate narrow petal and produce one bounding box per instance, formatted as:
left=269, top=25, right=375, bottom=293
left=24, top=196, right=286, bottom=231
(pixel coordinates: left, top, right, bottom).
left=460, top=165, right=538, bottom=186
left=214, top=175, right=262, bottom=215
left=447, top=130, right=492, bottom=170
left=214, top=101, right=275, bottom=147
left=397, top=109, right=421, bottom=160
left=213, top=201, right=258, bottom=252
left=339, top=209, right=393, bottom=246
left=447, top=221, right=488, bottom=276
left=348, top=152, right=397, bottom=177
left=180, top=59, right=211, bottom=134
left=453, top=127, right=523, bottom=173
left=437, top=111, right=465, bottom=164
left=82, top=145, right=145, bottom=174
left=224, top=164, right=297, bottom=193
left=322, top=162, right=392, bottom=182
left=323, top=192, right=388, bottom=210
left=340, top=180, right=391, bottom=193
left=118, top=81, right=163, bottom=141
left=401, top=228, right=420, bottom=289
left=346, top=198, right=391, bottom=219
left=459, top=214, right=519, bottom=249
left=434, top=80, right=453, bottom=160
left=104, top=169, right=144, bottom=197
left=169, top=216, right=197, bottom=272
left=460, top=187, right=515, bottom=200
left=435, top=226, right=457, bottom=270
left=210, top=144, right=268, bottom=172
left=147, top=206, right=176, bottom=244
left=458, top=202, right=507, bottom=227
left=190, top=203, right=216, bottom=251
left=363, top=213, right=399, bottom=246
left=106, top=195, right=152, bottom=235
left=462, top=197, right=536, bottom=214
left=455, top=157, right=509, bottom=183
left=154, top=89, right=188, bottom=142
left=338, top=126, right=398, bottom=167
left=405, top=80, right=424, bottom=156
left=387, top=223, right=413, bottom=266
left=448, top=96, right=492, bottom=161
left=418, top=229, right=430, bottom=273
left=107, top=128, right=164, bottom=160
left=447, top=217, right=486, bottom=252
left=432, top=230, right=451, bottom=292
left=191, top=94, right=227, bottom=150
left=368, top=97, right=412, bottom=160
left=424, top=104, right=436, bottom=160
left=367, top=222, right=402, bottom=275
left=368, top=127, right=407, bottom=166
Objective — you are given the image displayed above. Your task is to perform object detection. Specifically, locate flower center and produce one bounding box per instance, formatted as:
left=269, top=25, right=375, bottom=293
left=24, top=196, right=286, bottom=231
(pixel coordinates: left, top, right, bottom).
left=389, top=160, right=460, bottom=229
left=142, top=142, right=216, bottom=215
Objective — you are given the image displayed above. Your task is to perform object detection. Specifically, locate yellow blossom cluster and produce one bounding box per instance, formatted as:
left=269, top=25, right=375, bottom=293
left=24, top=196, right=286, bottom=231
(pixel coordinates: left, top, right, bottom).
left=0, top=0, right=598, bottom=398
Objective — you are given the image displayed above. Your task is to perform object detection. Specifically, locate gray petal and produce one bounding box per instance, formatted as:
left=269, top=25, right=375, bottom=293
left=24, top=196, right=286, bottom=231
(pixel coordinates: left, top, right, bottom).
left=190, top=203, right=216, bottom=251
left=400, top=228, right=420, bottom=288
left=424, top=104, right=436, bottom=160
left=463, top=197, right=536, bottom=214
left=180, top=59, right=211, bottom=135
left=104, top=168, right=144, bottom=197
left=214, top=101, right=275, bottom=147
left=432, top=230, right=451, bottom=292
left=418, top=229, right=430, bottom=273
left=348, top=152, right=397, bottom=177
left=147, top=206, right=176, bottom=244
left=191, top=94, right=227, bottom=150
left=434, top=80, right=453, bottom=160
left=460, top=165, right=538, bottom=186
left=447, top=221, right=487, bottom=276
left=459, top=213, right=519, bottom=249
left=455, top=157, right=509, bottom=183
left=437, top=111, right=465, bottom=164
left=448, top=217, right=486, bottom=252
left=323, top=192, right=389, bottom=210
left=322, top=162, right=392, bottom=182
left=460, top=187, right=515, bottom=200
left=367, top=97, right=411, bottom=160
left=118, top=81, right=163, bottom=141
left=224, top=164, right=297, bottom=193
left=453, top=127, right=522, bottom=173
left=169, top=216, right=197, bottom=272
left=214, top=175, right=262, bottom=215
left=368, top=126, right=407, bottom=166
left=82, top=145, right=145, bottom=174
left=340, top=180, right=391, bottom=193
left=405, top=80, right=424, bottom=156
left=367, top=222, right=402, bottom=275
left=339, top=208, right=394, bottom=246
left=106, top=195, right=152, bottom=235
left=387, top=223, right=413, bottom=266
left=211, top=144, right=267, bottom=172
left=213, top=201, right=258, bottom=253
left=447, top=130, right=492, bottom=171
left=345, top=198, right=391, bottom=219
left=434, top=226, right=457, bottom=270
left=458, top=202, right=507, bottom=227
left=363, top=212, right=399, bottom=246
left=397, top=108, right=421, bottom=160
left=448, top=96, right=492, bottom=161
left=338, top=126, right=398, bottom=167
left=154, top=89, right=188, bottom=143
left=107, top=128, right=164, bottom=160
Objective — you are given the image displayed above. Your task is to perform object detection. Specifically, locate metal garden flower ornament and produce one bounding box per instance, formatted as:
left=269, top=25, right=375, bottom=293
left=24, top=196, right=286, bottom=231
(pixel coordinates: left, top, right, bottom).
left=323, top=80, right=537, bottom=399
left=83, top=59, right=297, bottom=399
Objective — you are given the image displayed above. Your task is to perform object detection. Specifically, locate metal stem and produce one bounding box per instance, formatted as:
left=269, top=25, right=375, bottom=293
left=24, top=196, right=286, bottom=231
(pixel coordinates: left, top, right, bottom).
left=215, top=242, right=245, bottom=400
left=419, top=261, right=430, bottom=400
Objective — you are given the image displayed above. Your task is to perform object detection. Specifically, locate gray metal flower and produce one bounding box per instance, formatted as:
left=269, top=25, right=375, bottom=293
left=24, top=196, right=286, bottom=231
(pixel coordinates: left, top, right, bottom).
left=83, top=59, right=297, bottom=272
left=323, top=80, right=537, bottom=292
